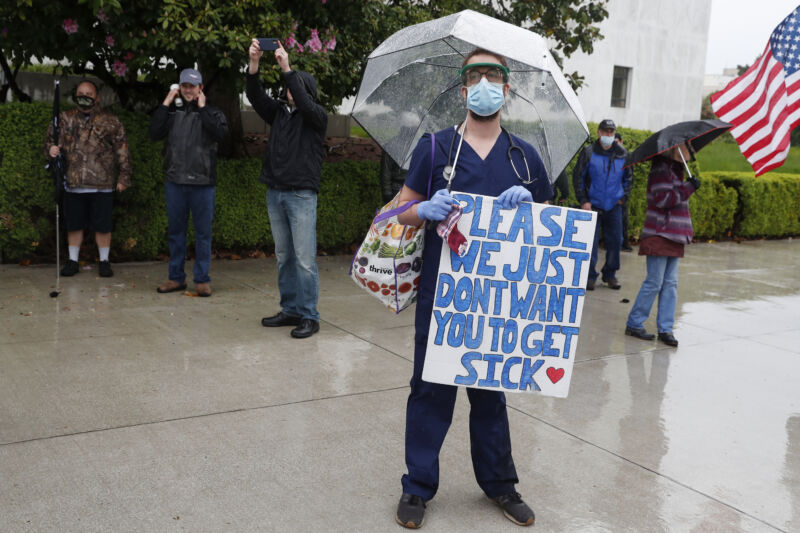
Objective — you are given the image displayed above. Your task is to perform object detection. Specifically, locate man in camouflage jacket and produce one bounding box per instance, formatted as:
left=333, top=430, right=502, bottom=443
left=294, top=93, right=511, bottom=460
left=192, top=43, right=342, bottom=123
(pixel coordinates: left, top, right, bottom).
left=44, top=80, right=132, bottom=278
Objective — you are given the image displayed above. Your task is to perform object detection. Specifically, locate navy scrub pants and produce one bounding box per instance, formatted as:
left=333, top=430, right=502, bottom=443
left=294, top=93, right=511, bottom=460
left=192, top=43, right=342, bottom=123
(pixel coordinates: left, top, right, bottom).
left=401, top=327, right=519, bottom=501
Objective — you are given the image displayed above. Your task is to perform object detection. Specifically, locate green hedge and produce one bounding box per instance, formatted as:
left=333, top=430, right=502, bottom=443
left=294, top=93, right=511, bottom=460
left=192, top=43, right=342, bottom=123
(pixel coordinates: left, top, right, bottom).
left=0, top=102, right=380, bottom=262
left=711, top=172, right=800, bottom=237
left=2, top=105, right=799, bottom=262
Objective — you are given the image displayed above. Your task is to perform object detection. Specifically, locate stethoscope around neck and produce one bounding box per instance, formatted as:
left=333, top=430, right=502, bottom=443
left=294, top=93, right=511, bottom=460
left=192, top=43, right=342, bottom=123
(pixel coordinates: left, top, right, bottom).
left=442, top=120, right=533, bottom=191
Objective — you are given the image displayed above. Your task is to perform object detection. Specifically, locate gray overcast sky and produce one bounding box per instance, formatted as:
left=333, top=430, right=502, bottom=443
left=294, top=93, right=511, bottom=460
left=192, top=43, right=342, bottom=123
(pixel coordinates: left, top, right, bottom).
left=705, top=0, right=800, bottom=73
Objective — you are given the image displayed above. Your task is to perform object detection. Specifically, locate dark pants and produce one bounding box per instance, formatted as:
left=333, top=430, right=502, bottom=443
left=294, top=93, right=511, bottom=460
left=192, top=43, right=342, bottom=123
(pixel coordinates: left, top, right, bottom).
left=402, top=325, right=519, bottom=501
left=165, top=181, right=215, bottom=284
left=589, top=203, right=622, bottom=281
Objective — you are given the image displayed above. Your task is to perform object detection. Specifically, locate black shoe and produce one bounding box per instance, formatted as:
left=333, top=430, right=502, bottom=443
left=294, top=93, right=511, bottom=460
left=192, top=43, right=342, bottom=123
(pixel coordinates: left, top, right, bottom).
left=395, top=493, right=425, bottom=529
left=291, top=319, right=320, bottom=339
left=625, top=326, right=655, bottom=341
left=621, top=244, right=633, bottom=252
left=493, top=492, right=535, bottom=526
left=586, top=278, right=596, bottom=291
left=602, top=276, right=621, bottom=289
left=261, top=312, right=301, bottom=328
left=60, top=260, right=79, bottom=277
left=98, top=260, right=113, bottom=277
left=658, top=332, right=679, bottom=347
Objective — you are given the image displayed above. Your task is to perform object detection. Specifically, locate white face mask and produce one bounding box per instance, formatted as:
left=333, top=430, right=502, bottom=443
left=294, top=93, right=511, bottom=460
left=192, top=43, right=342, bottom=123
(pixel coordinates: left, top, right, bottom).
left=599, top=135, right=615, bottom=149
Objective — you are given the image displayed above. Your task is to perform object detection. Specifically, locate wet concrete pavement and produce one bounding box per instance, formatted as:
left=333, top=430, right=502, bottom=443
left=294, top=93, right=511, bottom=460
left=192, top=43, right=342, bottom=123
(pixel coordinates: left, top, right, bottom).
left=1, top=239, right=799, bottom=532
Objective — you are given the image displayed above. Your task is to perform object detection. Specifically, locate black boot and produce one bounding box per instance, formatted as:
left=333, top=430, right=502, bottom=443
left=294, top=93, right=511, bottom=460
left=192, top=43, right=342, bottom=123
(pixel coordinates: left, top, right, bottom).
left=60, top=260, right=79, bottom=277
left=261, top=312, right=301, bottom=327
left=98, top=260, right=113, bottom=277
left=290, top=319, right=319, bottom=338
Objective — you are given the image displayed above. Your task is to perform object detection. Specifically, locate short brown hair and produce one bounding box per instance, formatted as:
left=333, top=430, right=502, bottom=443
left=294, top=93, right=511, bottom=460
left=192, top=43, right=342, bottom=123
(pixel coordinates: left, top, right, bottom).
left=461, top=48, right=508, bottom=69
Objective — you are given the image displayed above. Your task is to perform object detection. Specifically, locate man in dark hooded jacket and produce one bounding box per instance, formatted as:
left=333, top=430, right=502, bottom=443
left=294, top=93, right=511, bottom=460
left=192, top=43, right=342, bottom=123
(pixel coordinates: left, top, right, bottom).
left=246, top=39, right=327, bottom=339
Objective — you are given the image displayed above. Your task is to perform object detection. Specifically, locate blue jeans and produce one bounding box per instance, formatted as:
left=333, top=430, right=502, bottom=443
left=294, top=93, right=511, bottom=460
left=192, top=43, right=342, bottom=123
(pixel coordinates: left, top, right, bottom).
left=165, top=181, right=215, bottom=284
left=267, top=189, right=319, bottom=321
left=589, top=203, right=622, bottom=281
left=626, top=255, right=680, bottom=334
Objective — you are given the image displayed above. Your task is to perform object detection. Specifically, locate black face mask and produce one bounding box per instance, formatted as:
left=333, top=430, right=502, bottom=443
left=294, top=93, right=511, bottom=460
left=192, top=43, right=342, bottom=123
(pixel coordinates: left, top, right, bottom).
left=75, top=95, right=95, bottom=111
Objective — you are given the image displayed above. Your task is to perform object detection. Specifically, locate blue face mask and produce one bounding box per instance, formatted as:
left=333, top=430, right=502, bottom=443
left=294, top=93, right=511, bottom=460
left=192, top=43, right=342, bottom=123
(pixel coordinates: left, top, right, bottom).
left=599, top=135, right=615, bottom=149
left=466, top=78, right=505, bottom=116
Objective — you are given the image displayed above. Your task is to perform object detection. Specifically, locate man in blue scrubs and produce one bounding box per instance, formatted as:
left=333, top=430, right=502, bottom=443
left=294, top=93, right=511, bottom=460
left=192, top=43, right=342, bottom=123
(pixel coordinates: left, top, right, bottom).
left=393, top=48, right=553, bottom=529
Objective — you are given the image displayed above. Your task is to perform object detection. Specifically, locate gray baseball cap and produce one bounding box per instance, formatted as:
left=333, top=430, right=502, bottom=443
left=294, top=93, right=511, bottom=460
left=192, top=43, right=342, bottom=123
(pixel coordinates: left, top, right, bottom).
left=179, top=68, right=202, bottom=85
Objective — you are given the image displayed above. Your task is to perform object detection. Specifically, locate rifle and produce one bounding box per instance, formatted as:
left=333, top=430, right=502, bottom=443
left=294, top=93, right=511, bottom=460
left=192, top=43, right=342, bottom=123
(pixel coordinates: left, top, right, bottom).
left=47, top=80, right=66, bottom=298
left=47, top=80, right=67, bottom=203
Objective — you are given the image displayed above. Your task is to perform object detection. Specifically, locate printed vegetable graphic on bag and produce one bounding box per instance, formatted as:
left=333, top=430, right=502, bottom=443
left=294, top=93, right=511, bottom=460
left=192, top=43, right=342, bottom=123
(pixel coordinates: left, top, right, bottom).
left=349, top=193, right=425, bottom=312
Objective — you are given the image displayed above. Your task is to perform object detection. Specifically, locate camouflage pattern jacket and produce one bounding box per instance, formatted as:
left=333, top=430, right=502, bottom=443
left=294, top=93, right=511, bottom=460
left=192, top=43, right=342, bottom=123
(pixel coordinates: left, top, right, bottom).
left=44, top=107, right=132, bottom=189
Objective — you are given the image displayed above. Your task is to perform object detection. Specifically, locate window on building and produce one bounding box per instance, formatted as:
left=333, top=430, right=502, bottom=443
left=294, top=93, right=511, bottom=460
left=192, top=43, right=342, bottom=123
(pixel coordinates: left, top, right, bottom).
left=611, top=66, right=631, bottom=108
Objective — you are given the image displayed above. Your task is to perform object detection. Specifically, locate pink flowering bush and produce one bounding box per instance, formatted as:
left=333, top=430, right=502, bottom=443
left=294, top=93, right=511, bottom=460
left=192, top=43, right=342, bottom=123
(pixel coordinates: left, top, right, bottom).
left=105, top=35, right=115, bottom=46
left=305, top=29, right=323, bottom=53
left=285, top=25, right=336, bottom=55
left=112, top=59, right=127, bottom=77
left=62, top=19, right=78, bottom=35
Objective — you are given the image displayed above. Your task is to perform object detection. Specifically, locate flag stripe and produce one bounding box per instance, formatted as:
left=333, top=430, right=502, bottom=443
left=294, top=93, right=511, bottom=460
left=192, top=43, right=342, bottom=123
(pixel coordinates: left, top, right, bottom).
left=710, top=44, right=772, bottom=109
left=736, top=79, right=787, bottom=149
left=728, top=66, right=785, bottom=145
left=712, top=52, right=777, bottom=117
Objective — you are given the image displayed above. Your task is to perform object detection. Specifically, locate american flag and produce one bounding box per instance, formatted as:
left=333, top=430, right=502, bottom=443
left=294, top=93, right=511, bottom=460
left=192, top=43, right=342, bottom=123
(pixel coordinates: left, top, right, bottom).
left=710, top=6, right=800, bottom=176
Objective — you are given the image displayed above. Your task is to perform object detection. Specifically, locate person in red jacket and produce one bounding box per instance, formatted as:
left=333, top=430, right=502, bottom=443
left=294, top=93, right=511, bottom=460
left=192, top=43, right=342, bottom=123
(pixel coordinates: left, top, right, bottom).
left=625, top=142, right=700, bottom=347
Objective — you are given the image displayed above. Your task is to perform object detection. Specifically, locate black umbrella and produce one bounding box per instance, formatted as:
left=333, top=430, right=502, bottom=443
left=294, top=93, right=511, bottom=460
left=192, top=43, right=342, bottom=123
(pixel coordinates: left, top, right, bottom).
left=625, top=119, right=732, bottom=169
left=46, top=80, right=67, bottom=298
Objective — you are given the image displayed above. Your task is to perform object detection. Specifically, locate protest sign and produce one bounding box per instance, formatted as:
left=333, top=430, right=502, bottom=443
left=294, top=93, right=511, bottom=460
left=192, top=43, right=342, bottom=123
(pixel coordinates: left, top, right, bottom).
left=421, top=193, right=597, bottom=397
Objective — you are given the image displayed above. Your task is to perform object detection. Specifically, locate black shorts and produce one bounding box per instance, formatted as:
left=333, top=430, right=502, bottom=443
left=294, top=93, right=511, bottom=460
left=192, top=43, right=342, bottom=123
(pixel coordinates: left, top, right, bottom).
left=63, top=191, right=114, bottom=232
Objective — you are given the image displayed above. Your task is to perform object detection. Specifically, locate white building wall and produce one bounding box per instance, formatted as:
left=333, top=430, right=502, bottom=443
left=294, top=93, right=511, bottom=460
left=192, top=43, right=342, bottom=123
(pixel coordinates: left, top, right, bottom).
left=562, top=0, right=712, bottom=132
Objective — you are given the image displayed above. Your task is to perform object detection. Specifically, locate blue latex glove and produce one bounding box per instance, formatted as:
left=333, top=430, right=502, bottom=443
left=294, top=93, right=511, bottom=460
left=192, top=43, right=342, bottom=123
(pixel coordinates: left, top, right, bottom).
left=497, top=185, right=533, bottom=209
left=417, top=189, right=455, bottom=221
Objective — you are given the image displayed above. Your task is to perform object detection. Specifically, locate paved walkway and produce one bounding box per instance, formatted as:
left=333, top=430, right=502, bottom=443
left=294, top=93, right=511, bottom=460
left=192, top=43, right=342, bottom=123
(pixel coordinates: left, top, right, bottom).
left=1, top=240, right=799, bottom=532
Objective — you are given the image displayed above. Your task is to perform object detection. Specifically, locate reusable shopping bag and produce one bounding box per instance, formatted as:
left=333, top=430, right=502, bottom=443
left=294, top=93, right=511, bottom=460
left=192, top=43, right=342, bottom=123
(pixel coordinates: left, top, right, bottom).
left=349, top=133, right=435, bottom=313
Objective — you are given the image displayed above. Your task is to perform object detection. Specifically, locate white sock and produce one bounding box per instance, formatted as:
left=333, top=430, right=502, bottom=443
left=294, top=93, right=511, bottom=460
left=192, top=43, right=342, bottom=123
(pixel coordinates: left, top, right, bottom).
left=69, top=246, right=80, bottom=262
left=99, top=247, right=110, bottom=262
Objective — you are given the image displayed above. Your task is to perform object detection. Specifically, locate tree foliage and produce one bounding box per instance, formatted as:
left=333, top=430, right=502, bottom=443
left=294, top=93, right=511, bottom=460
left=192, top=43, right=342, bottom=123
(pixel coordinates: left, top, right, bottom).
left=0, top=0, right=609, bottom=155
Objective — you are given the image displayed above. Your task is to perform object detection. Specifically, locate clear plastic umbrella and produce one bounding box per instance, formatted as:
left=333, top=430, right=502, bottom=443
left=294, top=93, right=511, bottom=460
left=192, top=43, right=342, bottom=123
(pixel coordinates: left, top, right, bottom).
left=351, top=9, right=589, bottom=183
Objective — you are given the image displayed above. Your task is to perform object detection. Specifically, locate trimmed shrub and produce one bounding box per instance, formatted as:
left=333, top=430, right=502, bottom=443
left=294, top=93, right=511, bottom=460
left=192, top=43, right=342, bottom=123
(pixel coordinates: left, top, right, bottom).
left=689, top=174, right=738, bottom=240
left=712, top=172, right=800, bottom=238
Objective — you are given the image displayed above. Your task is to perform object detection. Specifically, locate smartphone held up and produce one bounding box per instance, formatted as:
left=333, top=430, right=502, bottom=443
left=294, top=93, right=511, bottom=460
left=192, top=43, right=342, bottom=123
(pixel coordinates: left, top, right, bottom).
left=257, top=38, right=280, bottom=51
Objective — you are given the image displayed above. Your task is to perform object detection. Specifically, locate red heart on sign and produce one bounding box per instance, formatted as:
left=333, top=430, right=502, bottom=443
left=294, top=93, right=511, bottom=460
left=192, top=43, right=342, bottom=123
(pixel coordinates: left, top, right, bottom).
left=546, top=367, right=565, bottom=384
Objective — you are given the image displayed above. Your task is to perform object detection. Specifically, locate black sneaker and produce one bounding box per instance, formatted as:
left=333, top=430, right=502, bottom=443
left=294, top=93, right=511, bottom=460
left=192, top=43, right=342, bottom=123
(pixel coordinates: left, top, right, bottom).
left=586, top=278, right=596, bottom=291
left=60, top=260, right=79, bottom=277
left=98, top=260, right=113, bottom=277
left=493, top=492, right=535, bottom=526
left=396, top=493, right=425, bottom=529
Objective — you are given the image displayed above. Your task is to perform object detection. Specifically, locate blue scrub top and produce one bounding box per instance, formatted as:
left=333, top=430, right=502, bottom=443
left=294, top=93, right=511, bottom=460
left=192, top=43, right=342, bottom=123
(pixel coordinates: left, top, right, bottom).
left=404, top=126, right=553, bottom=337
